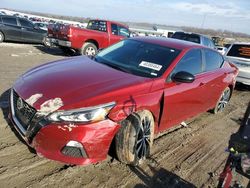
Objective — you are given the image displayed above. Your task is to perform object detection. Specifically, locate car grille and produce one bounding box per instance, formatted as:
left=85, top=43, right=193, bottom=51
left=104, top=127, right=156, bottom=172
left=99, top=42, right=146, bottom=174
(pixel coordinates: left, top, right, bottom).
left=12, top=90, right=37, bottom=131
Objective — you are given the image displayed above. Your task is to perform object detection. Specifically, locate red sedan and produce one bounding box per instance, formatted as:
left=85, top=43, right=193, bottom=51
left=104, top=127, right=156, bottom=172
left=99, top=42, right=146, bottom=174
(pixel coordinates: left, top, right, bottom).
left=9, top=37, right=238, bottom=165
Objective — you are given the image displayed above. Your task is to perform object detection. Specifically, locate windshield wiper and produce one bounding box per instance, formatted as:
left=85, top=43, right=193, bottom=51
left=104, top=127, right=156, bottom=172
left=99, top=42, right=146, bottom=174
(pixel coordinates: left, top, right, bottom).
left=104, top=62, right=131, bottom=73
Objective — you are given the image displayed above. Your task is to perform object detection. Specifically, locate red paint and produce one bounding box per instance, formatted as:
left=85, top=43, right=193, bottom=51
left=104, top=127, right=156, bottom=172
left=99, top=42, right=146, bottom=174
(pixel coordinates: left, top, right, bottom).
left=33, top=120, right=120, bottom=165
left=10, top=38, right=238, bottom=165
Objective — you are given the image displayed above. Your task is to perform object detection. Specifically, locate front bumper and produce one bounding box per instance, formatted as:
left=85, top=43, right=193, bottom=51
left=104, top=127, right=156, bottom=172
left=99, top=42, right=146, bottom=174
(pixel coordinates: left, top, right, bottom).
left=9, top=89, right=120, bottom=165
left=32, top=120, right=120, bottom=165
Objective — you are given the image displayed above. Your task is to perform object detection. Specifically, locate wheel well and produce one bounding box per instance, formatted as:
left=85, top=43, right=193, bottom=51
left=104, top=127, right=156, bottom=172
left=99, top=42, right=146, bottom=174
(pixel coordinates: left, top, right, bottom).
left=228, top=84, right=234, bottom=100
left=108, top=109, right=154, bottom=158
left=85, top=39, right=99, bottom=49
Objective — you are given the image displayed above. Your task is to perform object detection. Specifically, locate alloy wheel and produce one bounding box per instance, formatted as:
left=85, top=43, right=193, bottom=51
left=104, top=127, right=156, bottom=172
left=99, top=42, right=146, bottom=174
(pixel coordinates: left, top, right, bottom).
left=217, top=88, right=231, bottom=112
left=85, top=47, right=96, bottom=56
left=135, top=116, right=151, bottom=160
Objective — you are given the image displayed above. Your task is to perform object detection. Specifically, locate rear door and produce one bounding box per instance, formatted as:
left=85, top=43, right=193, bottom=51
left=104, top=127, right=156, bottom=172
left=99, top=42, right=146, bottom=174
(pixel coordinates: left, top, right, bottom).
left=1, top=16, right=22, bottom=41
left=201, top=48, right=227, bottom=109
left=18, top=18, right=44, bottom=43
left=160, top=48, right=206, bottom=131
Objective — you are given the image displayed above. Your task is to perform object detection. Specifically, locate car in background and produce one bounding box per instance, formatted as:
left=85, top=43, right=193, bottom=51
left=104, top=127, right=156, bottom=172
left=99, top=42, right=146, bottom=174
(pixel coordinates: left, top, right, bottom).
left=9, top=37, right=238, bottom=165
left=47, top=19, right=130, bottom=56
left=0, top=15, right=47, bottom=44
left=33, top=22, right=48, bottom=31
left=225, top=42, right=250, bottom=85
left=216, top=46, right=228, bottom=55
left=171, top=31, right=215, bottom=49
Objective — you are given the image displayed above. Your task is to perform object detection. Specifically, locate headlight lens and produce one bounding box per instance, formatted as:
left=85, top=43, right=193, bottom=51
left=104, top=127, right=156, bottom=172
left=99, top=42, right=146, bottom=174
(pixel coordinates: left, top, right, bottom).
left=47, top=102, right=115, bottom=123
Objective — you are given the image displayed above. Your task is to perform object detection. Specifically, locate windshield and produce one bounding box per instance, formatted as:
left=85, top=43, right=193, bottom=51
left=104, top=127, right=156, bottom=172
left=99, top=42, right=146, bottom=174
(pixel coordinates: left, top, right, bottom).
left=87, top=20, right=107, bottom=32
left=95, top=39, right=181, bottom=78
left=227, top=44, right=250, bottom=59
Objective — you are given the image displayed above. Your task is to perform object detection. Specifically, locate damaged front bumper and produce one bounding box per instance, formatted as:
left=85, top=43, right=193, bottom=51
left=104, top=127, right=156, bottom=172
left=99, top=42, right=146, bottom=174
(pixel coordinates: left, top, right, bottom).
left=9, top=89, right=120, bottom=165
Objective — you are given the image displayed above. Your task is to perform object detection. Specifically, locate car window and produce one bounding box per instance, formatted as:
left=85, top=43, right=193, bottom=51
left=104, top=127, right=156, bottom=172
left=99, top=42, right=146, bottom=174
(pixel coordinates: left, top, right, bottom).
left=172, top=32, right=200, bottom=44
left=118, top=26, right=130, bottom=37
left=2, top=17, right=17, bottom=26
left=172, top=49, right=202, bottom=76
left=227, top=44, right=250, bottom=59
left=111, top=24, right=118, bottom=35
left=87, top=20, right=107, bottom=32
left=204, top=49, right=224, bottom=71
left=19, top=19, right=34, bottom=28
left=112, top=24, right=129, bottom=37
left=208, top=39, right=215, bottom=48
left=203, top=37, right=210, bottom=47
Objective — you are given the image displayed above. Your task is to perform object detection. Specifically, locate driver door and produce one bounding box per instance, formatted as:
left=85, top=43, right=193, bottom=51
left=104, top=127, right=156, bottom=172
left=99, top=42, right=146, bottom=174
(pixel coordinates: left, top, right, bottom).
left=18, top=18, right=43, bottom=43
left=159, top=48, right=208, bottom=132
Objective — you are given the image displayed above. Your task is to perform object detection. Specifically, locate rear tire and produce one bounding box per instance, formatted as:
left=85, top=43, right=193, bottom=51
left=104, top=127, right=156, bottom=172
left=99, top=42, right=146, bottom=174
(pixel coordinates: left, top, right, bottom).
left=115, top=110, right=154, bottom=166
left=80, top=42, right=97, bottom=56
left=213, top=87, right=231, bottom=114
left=0, top=32, right=4, bottom=43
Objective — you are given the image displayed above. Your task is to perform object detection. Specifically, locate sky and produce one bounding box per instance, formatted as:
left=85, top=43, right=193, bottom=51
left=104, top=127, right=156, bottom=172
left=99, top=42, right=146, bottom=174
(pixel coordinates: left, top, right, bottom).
left=1, top=0, right=250, bottom=34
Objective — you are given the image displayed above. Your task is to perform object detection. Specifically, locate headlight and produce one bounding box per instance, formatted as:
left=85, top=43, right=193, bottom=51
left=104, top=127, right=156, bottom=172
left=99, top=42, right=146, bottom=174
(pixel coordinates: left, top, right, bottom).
left=47, top=102, right=115, bottom=123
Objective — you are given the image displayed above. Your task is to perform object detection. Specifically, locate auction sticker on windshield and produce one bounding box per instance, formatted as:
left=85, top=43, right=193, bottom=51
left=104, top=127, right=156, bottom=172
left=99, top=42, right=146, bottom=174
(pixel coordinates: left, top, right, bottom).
left=139, top=61, right=162, bottom=71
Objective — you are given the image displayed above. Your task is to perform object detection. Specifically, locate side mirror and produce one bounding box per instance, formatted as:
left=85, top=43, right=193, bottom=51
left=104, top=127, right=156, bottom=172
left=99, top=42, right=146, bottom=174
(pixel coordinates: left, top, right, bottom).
left=172, top=71, right=195, bottom=83
left=34, top=25, right=39, bottom=30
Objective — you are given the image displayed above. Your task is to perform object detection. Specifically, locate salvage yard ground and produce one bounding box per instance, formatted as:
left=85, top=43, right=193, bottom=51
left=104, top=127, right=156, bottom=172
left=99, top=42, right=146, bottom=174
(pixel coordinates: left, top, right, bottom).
left=0, top=43, right=249, bottom=188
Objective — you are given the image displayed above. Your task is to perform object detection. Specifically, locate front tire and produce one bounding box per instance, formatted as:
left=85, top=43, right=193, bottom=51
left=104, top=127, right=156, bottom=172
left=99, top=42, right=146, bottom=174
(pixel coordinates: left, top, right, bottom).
left=213, top=87, right=231, bottom=114
left=115, top=110, right=154, bottom=166
left=80, top=42, right=97, bottom=56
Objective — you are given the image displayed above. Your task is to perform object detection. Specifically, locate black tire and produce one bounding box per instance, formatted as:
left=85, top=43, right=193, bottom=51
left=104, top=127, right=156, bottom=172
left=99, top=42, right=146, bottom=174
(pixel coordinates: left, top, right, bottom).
left=213, top=87, right=231, bottom=114
left=0, top=31, right=4, bottom=43
left=80, top=42, right=97, bottom=56
left=115, top=110, right=154, bottom=166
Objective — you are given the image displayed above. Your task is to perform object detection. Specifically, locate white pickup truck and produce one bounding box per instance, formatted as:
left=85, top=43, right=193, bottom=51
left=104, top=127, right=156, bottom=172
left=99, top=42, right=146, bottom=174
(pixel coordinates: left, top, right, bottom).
left=225, top=42, right=250, bottom=85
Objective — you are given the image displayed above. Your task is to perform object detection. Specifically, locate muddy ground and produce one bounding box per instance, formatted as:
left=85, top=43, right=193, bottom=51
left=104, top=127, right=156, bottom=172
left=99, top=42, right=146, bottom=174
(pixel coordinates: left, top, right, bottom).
left=0, top=42, right=249, bottom=188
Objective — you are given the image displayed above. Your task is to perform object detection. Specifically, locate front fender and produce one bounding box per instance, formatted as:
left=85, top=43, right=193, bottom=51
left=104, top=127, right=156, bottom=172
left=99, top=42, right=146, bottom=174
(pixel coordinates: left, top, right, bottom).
left=108, top=90, right=164, bottom=134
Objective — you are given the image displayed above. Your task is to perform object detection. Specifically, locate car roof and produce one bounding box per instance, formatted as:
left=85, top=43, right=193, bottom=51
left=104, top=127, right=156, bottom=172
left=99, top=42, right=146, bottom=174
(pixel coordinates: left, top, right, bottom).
left=130, top=37, right=204, bottom=50
left=231, top=42, right=250, bottom=45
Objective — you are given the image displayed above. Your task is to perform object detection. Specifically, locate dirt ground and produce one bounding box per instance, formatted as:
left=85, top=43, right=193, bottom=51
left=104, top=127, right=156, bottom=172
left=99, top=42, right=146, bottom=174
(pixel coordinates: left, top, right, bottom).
left=0, top=42, right=249, bottom=188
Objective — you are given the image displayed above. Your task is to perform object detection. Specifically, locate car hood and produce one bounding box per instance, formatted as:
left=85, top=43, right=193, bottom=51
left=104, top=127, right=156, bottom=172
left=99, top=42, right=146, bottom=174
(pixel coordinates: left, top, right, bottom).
left=14, top=56, right=151, bottom=113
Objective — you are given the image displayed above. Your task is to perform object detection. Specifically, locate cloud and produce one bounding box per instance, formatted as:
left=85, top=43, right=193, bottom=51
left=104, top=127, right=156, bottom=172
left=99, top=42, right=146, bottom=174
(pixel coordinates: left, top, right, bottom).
left=169, top=2, right=250, bottom=20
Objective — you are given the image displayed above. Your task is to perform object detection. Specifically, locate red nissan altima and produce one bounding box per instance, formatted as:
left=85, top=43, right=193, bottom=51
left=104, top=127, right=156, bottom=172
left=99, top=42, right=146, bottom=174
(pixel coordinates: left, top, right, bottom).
left=9, top=37, right=238, bottom=165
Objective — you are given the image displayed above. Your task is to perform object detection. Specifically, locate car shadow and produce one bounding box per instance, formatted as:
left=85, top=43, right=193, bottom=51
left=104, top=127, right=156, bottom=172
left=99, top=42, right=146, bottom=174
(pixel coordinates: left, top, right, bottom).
left=129, top=162, right=196, bottom=188
left=235, top=83, right=250, bottom=91
left=0, top=89, right=36, bottom=154
left=34, top=45, right=78, bottom=57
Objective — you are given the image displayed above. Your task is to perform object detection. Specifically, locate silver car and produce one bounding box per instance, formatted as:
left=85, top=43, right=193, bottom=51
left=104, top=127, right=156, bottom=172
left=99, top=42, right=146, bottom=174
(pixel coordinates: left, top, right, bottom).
left=225, top=42, right=250, bottom=85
